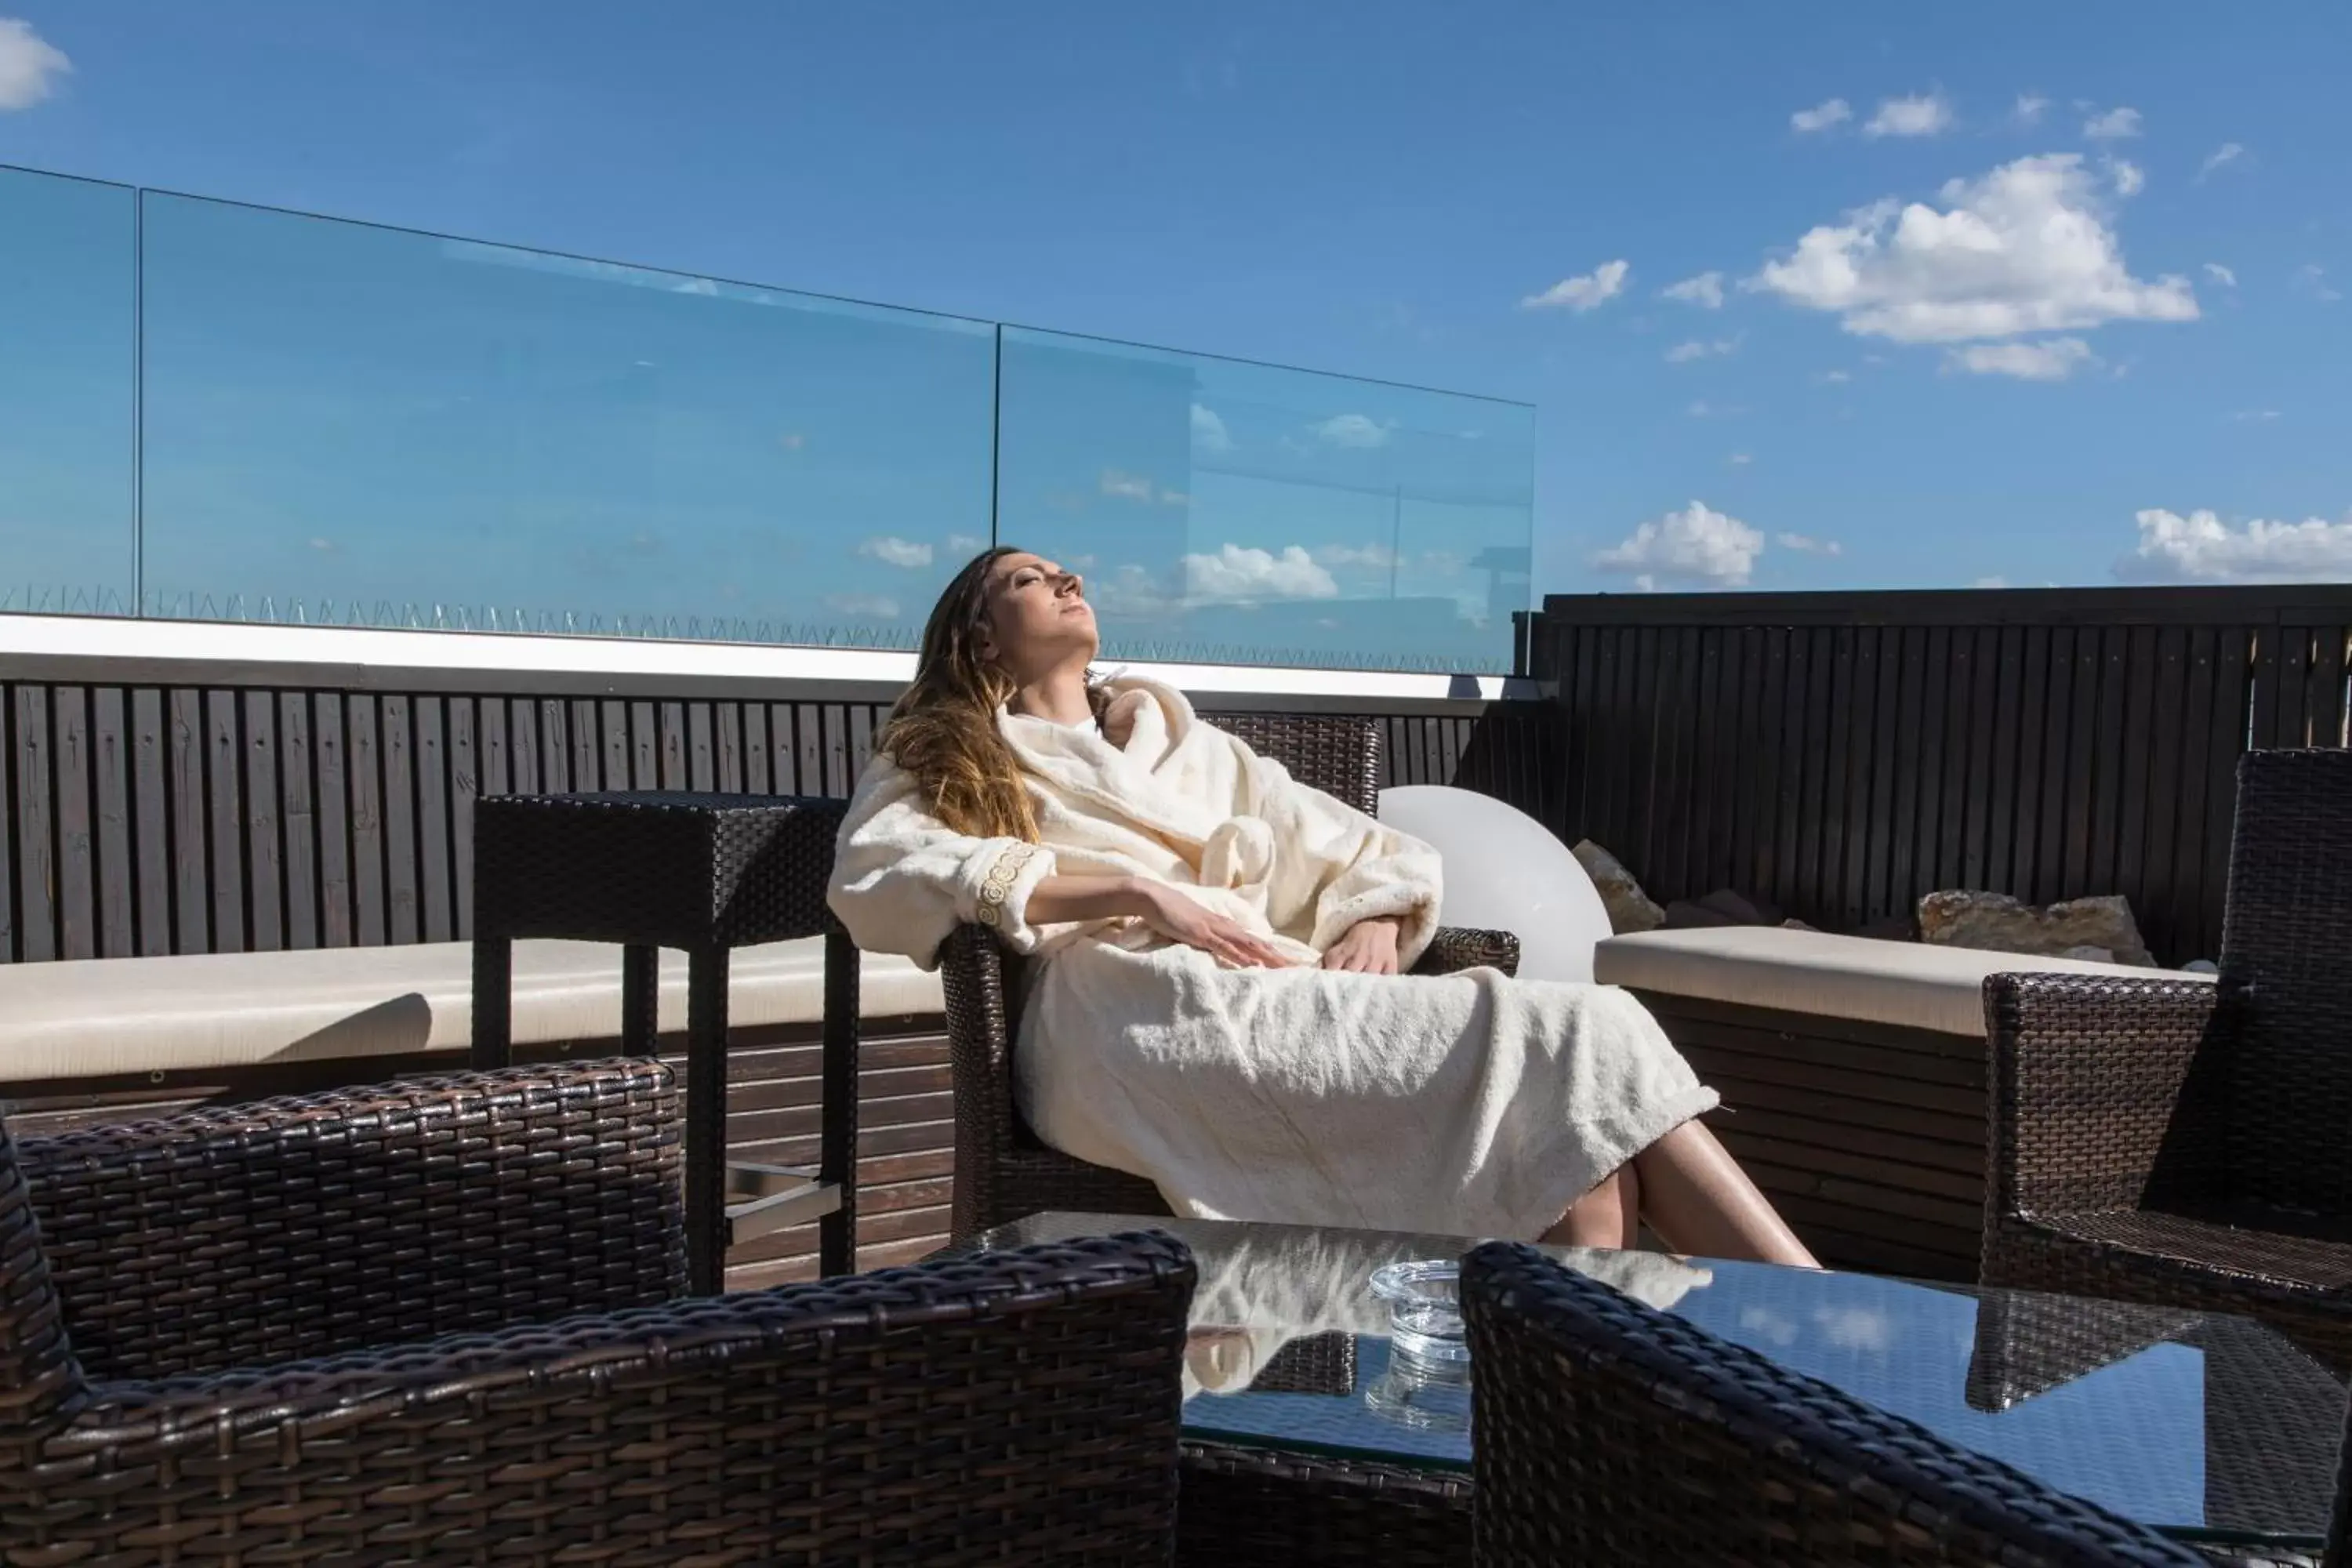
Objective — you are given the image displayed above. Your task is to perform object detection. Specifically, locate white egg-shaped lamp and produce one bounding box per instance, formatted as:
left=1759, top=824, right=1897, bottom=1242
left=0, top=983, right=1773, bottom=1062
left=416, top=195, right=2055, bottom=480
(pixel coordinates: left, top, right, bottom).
left=1376, top=785, right=1613, bottom=984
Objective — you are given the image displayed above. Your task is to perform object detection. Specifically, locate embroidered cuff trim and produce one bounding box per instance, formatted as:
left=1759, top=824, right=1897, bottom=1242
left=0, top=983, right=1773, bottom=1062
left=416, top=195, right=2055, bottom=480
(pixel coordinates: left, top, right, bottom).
left=975, top=843, right=1041, bottom=930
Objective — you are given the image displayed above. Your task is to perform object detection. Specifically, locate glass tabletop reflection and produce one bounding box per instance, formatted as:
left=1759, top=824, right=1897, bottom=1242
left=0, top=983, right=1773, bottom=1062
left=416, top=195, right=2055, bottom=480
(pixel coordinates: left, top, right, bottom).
left=957, top=1211, right=2345, bottom=1549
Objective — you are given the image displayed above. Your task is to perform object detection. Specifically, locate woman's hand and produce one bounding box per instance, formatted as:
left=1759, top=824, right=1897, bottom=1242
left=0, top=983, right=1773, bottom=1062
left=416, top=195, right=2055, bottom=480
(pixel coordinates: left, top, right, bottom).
left=1321, top=916, right=1403, bottom=975
left=1130, top=879, right=1294, bottom=969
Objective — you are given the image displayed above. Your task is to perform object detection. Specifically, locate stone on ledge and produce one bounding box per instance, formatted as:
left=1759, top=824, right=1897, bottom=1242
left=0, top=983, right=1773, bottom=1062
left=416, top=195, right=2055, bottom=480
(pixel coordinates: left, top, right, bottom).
left=1916, top=890, right=2157, bottom=967
left=1572, top=840, right=1665, bottom=934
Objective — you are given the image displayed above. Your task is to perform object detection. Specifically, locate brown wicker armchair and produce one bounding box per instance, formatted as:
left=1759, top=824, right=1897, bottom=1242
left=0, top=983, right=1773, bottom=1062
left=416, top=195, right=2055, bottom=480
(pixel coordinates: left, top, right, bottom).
left=1982, top=747, right=2352, bottom=1376
left=1, top=1058, right=1196, bottom=1565
left=1460, top=1240, right=2213, bottom=1567
left=943, top=713, right=1521, bottom=1243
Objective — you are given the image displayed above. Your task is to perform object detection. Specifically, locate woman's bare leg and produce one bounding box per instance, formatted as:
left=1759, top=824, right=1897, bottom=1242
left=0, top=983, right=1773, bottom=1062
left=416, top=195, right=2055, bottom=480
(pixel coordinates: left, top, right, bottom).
left=1541, top=1162, right=1641, bottom=1249
left=1632, top=1121, right=1820, bottom=1268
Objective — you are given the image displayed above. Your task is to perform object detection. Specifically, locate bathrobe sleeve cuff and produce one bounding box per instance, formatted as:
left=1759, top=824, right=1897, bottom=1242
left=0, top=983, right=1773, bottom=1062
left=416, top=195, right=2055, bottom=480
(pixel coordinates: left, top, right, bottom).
left=1310, top=880, right=1441, bottom=970
left=954, top=839, right=1059, bottom=954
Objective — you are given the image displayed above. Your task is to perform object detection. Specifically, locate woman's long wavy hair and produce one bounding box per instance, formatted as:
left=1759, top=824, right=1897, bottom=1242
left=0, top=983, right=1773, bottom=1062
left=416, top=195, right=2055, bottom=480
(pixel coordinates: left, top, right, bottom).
left=878, top=546, right=1106, bottom=841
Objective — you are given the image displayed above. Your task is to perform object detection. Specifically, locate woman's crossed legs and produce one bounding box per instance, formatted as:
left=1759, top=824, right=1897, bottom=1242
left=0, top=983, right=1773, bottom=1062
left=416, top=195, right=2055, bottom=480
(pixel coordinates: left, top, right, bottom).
left=1544, top=1119, right=1819, bottom=1268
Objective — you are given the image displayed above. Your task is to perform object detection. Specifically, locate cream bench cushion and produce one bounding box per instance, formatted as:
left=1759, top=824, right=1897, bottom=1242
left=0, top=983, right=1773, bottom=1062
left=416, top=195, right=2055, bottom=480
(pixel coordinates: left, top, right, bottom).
left=0, top=939, right=943, bottom=1083
left=1594, top=925, right=2212, bottom=1040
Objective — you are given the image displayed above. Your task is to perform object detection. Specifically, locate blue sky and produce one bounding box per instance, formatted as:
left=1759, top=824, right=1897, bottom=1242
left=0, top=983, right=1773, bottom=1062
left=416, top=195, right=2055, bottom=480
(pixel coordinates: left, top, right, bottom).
left=1, top=1, right=2347, bottom=647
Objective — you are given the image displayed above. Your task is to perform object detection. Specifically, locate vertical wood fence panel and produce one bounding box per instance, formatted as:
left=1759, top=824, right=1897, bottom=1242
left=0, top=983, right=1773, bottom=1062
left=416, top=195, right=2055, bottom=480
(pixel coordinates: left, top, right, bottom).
left=2, top=672, right=1551, bottom=961
left=1530, top=587, right=2352, bottom=965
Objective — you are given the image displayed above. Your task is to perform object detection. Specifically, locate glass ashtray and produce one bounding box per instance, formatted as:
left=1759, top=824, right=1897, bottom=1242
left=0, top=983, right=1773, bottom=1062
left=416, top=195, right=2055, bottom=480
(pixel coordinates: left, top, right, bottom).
left=1364, top=1360, right=1472, bottom=1432
left=1369, top=1259, right=1468, bottom=1364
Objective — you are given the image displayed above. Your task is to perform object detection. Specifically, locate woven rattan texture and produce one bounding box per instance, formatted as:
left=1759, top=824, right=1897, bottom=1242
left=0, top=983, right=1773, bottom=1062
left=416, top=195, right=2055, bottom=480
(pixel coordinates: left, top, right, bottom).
left=941, top=713, right=1520, bottom=1247
left=1981, top=755, right=2352, bottom=1377
left=1243, top=1330, right=1356, bottom=1396
left=1461, top=1240, right=2215, bottom=1567
left=2215, top=750, right=2352, bottom=1218
left=3, top=1185, right=1196, bottom=1567
left=1175, top=1442, right=1469, bottom=1568
left=474, top=792, right=849, bottom=948
left=19, top=1059, right=685, bottom=1381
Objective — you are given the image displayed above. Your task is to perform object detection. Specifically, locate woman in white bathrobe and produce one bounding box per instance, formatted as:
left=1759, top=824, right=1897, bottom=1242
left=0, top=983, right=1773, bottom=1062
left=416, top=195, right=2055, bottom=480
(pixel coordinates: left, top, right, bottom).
left=828, top=547, right=1817, bottom=1265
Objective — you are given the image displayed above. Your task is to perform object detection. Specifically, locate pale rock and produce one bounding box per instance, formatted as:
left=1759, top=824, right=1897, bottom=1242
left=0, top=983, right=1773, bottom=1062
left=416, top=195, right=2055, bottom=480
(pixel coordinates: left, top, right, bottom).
left=1915, top=891, right=2156, bottom=967
left=2183, top=959, right=2220, bottom=975
left=2057, top=944, right=2116, bottom=964
left=1572, top=840, right=1664, bottom=935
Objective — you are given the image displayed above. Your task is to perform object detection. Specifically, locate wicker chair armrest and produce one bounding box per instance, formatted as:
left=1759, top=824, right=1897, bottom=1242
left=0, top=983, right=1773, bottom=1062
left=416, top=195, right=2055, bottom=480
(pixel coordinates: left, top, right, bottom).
left=1984, top=972, right=2226, bottom=1219
left=34, top=1234, right=1193, bottom=1562
left=17, top=1059, right=685, bottom=1381
left=1414, top=926, right=1521, bottom=978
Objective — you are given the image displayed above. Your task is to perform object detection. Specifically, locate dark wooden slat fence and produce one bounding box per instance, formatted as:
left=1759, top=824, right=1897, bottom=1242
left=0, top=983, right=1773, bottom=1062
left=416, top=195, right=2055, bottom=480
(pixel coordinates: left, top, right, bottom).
left=1530, top=586, right=2352, bottom=966
left=1, top=677, right=1549, bottom=964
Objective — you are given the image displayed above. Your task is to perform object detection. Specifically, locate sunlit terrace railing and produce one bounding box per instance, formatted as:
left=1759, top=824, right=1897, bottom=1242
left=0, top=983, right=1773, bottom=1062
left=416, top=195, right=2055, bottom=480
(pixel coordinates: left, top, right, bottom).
left=0, top=164, right=1533, bottom=675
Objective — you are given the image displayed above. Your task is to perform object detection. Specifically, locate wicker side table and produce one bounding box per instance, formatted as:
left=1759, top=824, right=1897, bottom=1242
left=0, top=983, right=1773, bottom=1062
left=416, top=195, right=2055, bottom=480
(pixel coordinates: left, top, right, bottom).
left=470, top=791, right=855, bottom=1294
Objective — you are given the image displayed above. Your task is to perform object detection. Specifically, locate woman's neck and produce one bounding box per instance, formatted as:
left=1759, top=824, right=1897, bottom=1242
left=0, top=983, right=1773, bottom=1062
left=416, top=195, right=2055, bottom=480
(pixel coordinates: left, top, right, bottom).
left=1005, top=668, right=1095, bottom=728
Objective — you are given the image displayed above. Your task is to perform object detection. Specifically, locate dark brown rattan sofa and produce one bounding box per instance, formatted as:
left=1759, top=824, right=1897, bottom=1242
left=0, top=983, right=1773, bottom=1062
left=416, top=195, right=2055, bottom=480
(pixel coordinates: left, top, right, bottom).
left=1, top=1058, right=1196, bottom=1565
left=936, top=713, right=1515, bottom=1568
left=1461, top=1239, right=2217, bottom=1567
left=1982, top=747, right=2352, bottom=1377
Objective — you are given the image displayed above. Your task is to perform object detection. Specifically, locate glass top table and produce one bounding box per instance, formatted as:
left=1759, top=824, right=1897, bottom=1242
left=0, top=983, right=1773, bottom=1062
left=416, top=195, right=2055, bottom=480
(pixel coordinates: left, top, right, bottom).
left=957, top=1212, right=2347, bottom=1552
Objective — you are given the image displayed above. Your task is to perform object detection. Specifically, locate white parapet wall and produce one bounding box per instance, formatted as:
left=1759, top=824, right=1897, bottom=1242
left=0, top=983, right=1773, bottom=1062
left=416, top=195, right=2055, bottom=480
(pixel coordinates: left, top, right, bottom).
left=0, top=613, right=1533, bottom=708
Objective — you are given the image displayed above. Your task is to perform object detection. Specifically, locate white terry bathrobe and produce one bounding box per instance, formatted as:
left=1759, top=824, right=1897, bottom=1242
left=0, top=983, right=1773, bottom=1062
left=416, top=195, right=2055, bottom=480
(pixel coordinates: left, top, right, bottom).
left=826, top=677, right=1718, bottom=1240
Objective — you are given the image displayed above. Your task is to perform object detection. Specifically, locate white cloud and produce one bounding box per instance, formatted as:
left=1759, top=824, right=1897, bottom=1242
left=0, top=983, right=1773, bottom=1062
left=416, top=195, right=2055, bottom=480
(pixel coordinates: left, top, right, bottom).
left=1819, top=368, right=1853, bottom=383
left=2123, top=507, right=2352, bottom=583
left=1813, top=1305, right=1893, bottom=1352
left=2013, top=93, right=2049, bottom=126
left=2299, top=263, right=2343, bottom=303
left=1314, top=412, right=1393, bottom=448
left=1791, top=98, right=1852, bottom=134
left=2083, top=106, right=2143, bottom=141
left=1748, top=154, right=2198, bottom=343
left=946, top=533, right=987, bottom=554
left=1729, top=452, right=1753, bottom=466
left=1974, top=575, right=2011, bottom=589
left=1594, top=501, right=1765, bottom=590
left=1777, top=532, right=1843, bottom=556
left=2204, top=262, right=2238, bottom=289
left=2107, top=158, right=2145, bottom=197
left=1189, top=401, right=1232, bottom=454
left=857, top=535, right=935, bottom=569
left=1945, top=337, right=2096, bottom=379
left=1316, top=543, right=1397, bottom=569
left=1864, top=93, right=1954, bottom=139
left=2198, top=142, right=2245, bottom=181
left=1663, top=270, right=1726, bottom=309
left=1184, top=543, right=1340, bottom=604
left=2230, top=409, right=2281, bottom=423
left=825, top=593, right=901, bottom=619
left=1522, top=259, right=1629, bottom=313
left=1099, top=468, right=1156, bottom=502
left=1664, top=335, right=1741, bottom=364
left=0, top=18, right=69, bottom=111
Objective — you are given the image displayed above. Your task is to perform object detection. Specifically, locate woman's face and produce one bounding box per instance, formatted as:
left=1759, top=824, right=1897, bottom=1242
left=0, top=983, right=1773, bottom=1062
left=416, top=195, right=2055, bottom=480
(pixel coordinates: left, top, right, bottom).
left=977, top=552, right=1098, bottom=678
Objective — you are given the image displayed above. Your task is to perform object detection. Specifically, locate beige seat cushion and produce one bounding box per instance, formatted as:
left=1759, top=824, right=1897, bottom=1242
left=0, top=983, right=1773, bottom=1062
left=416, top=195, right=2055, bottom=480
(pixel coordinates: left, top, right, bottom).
left=0, top=939, right=942, bottom=1083
left=1594, top=925, right=2212, bottom=1039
